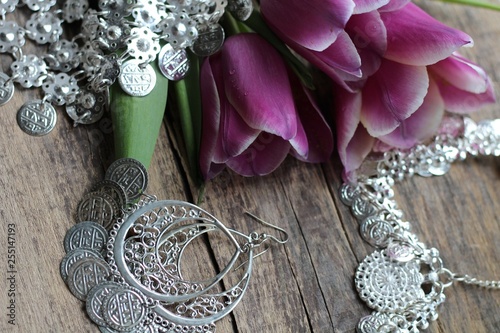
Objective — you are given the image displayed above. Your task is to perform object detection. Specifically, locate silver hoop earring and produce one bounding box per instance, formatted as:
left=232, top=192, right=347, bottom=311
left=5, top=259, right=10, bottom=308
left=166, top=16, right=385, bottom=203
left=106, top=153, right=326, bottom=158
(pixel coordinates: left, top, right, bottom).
left=60, top=158, right=288, bottom=333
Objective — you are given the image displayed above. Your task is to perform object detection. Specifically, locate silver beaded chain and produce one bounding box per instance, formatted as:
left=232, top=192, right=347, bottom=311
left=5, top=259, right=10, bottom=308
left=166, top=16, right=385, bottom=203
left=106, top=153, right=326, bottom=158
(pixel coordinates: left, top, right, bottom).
left=0, top=0, right=252, bottom=135
left=340, top=116, right=500, bottom=333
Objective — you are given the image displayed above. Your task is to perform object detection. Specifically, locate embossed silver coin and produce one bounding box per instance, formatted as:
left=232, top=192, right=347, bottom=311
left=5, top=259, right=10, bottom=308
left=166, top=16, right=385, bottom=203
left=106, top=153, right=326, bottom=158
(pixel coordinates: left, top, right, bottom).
left=157, top=44, right=189, bottom=81
left=76, top=192, right=119, bottom=229
left=17, top=100, right=57, bottom=136
left=86, top=281, right=123, bottom=326
left=105, top=158, right=148, bottom=201
left=102, top=286, right=147, bottom=331
left=91, top=180, right=128, bottom=209
left=118, top=60, right=156, bottom=97
left=98, top=323, right=154, bottom=333
left=360, top=216, right=394, bottom=247
left=0, top=72, right=14, bottom=106
left=63, top=221, right=108, bottom=253
left=228, top=0, right=253, bottom=21
left=60, top=247, right=103, bottom=282
left=67, top=257, right=111, bottom=301
left=190, top=24, right=225, bottom=57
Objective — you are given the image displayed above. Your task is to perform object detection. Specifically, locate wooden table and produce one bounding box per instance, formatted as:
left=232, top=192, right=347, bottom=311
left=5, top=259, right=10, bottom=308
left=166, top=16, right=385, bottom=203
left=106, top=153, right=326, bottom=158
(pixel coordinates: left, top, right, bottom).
left=0, top=2, right=499, bottom=333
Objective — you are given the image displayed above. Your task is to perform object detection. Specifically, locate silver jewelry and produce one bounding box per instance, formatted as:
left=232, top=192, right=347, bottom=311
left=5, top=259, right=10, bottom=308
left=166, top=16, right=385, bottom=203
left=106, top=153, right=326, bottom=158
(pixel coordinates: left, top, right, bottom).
left=340, top=116, right=500, bottom=333
left=1, top=0, right=253, bottom=134
left=61, top=158, right=288, bottom=332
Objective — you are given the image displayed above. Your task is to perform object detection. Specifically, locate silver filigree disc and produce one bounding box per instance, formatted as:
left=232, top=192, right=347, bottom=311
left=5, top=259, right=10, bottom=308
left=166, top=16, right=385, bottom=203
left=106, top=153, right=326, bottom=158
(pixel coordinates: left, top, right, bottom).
left=355, top=250, right=425, bottom=313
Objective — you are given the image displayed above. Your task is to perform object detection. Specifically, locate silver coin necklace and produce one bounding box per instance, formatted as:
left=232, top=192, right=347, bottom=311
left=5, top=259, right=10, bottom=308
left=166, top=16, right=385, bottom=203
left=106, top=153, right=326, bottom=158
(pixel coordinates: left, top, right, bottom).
left=340, top=116, right=500, bottom=333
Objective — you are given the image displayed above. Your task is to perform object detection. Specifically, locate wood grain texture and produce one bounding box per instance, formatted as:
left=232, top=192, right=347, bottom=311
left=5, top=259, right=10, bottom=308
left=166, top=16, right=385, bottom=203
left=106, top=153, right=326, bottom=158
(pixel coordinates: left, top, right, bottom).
left=0, top=3, right=499, bottom=333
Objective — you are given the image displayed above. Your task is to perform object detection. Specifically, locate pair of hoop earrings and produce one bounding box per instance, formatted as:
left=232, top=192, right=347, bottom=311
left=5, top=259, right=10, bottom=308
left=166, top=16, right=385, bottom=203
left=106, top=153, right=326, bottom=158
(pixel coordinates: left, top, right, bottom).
left=60, top=158, right=288, bottom=333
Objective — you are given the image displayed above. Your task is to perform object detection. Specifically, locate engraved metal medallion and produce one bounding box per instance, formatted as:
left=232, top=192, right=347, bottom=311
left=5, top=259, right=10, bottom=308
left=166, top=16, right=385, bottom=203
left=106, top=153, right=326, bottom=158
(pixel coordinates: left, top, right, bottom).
left=60, top=247, right=103, bottom=282
left=98, top=323, right=154, bottom=333
left=360, top=216, right=395, bottom=247
left=67, top=257, right=111, bottom=301
left=102, top=286, right=147, bottom=331
left=0, top=72, right=14, bottom=106
left=355, top=250, right=425, bottom=313
left=76, top=192, right=119, bottom=229
left=86, top=281, right=123, bottom=326
left=91, top=180, right=128, bottom=209
left=228, top=0, right=253, bottom=21
left=157, top=44, right=189, bottom=81
left=357, top=314, right=385, bottom=333
left=357, top=312, right=411, bottom=333
left=118, top=60, right=156, bottom=97
left=17, top=100, right=57, bottom=136
left=105, top=158, right=148, bottom=201
left=190, top=24, right=225, bottom=57
left=63, top=221, right=108, bottom=253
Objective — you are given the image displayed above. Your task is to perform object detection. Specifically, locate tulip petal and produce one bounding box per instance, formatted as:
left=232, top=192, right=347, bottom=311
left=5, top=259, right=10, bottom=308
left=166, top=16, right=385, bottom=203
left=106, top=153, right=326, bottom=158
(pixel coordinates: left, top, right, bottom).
left=360, top=60, right=429, bottom=137
left=221, top=34, right=298, bottom=141
left=226, top=134, right=290, bottom=176
left=290, top=82, right=333, bottom=162
left=435, top=76, right=496, bottom=113
left=289, top=118, right=308, bottom=158
left=287, top=31, right=362, bottom=91
left=347, top=11, right=386, bottom=56
left=199, top=56, right=223, bottom=179
left=379, top=79, right=445, bottom=148
left=353, top=0, right=389, bottom=14
left=430, top=53, right=491, bottom=94
left=347, top=11, right=387, bottom=79
left=260, top=0, right=355, bottom=52
left=219, top=100, right=261, bottom=157
left=302, top=30, right=362, bottom=75
left=343, top=125, right=375, bottom=181
left=335, top=89, right=374, bottom=174
left=378, top=0, right=410, bottom=12
left=204, top=163, right=227, bottom=180
left=381, top=3, right=472, bottom=66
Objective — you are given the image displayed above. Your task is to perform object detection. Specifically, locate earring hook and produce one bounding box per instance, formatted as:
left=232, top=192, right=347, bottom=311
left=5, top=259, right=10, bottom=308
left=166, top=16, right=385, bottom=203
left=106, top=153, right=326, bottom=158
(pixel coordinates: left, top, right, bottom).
left=231, top=211, right=289, bottom=272
left=244, top=211, right=289, bottom=245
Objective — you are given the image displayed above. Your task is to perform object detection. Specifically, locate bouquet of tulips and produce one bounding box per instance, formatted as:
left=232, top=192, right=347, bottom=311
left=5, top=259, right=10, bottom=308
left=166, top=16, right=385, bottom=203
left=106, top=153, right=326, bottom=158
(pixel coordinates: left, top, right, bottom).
left=112, top=0, right=497, bottom=183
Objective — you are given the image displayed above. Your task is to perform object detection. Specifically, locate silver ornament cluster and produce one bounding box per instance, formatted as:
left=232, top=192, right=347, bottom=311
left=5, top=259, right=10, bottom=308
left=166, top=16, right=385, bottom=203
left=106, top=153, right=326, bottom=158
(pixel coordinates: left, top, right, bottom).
left=60, top=158, right=287, bottom=332
left=340, top=117, right=500, bottom=333
left=1, top=0, right=253, bottom=134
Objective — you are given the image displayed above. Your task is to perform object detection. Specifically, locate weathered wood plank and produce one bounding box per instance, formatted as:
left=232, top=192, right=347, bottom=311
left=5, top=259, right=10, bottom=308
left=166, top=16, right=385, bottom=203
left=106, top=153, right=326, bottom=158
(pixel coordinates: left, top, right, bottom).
left=0, top=3, right=499, bottom=333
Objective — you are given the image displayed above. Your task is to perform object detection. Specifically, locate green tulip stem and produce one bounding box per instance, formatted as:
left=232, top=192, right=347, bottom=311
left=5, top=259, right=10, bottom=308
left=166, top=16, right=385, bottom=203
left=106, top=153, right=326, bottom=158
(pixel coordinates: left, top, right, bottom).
left=435, top=0, right=500, bottom=10
left=243, top=11, right=315, bottom=89
left=110, top=62, right=169, bottom=170
left=223, top=12, right=242, bottom=36
left=173, top=53, right=202, bottom=185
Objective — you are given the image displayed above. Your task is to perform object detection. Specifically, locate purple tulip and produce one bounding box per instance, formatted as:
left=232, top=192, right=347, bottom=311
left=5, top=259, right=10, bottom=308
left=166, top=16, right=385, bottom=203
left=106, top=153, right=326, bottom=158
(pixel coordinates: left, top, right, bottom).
left=333, top=2, right=495, bottom=180
left=261, top=0, right=361, bottom=91
left=199, top=33, right=333, bottom=179
left=336, top=52, right=495, bottom=180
